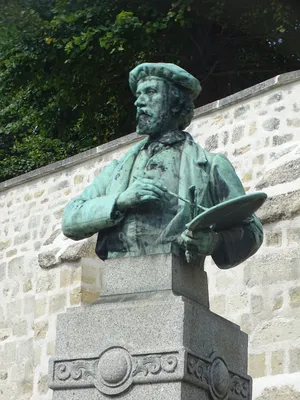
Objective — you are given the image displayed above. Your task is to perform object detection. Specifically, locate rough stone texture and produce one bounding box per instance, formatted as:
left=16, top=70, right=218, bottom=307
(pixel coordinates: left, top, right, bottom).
left=251, top=295, right=264, bottom=314
left=272, top=144, right=299, bottom=161
left=287, top=118, right=300, bottom=127
left=235, top=104, right=251, bottom=117
left=274, top=105, right=285, bottom=112
left=0, top=240, right=11, bottom=251
left=1, top=71, right=300, bottom=399
left=35, top=298, right=47, bottom=318
left=49, top=294, right=66, bottom=314
left=266, top=92, right=283, bottom=105
left=256, top=190, right=300, bottom=224
left=34, top=320, right=48, bottom=339
left=23, top=278, right=33, bottom=293
left=14, top=232, right=30, bottom=246
left=0, top=263, right=6, bottom=281
left=256, top=158, right=300, bottom=189
left=43, top=229, right=61, bottom=246
left=287, top=228, right=300, bottom=244
left=253, top=154, right=264, bottom=165
left=289, top=287, right=300, bottom=308
left=98, top=253, right=209, bottom=307
left=271, top=351, right=284, bottom=375
left=272, top=293, right=283, bottom=311
left=38, top=248, right=60, bottom=269
left=232, top=125, right=245, bottom=142
left=262, top=117, right=280, bottom=131
left=289, top=348, right=300, bottom=373
left=248, top=353, right=266, bottom=378
left=233, top=144, right=251, bottom=156
left=272, top=133, right=293, bottom=146
left=59, top=239, right=96, bottom=262
left=8, top=256, right=24, bottom=278
left=204, top=133, right=218, bottom=150
left=265, top=231, right=282, bottom=247
left=243, top=250, right=300, bottom=288
left=256, top=386, right=300, bottom=400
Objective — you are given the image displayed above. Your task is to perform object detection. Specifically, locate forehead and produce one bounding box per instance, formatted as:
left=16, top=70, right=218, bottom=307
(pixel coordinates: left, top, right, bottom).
left=136, top=77, right=167, bottom=92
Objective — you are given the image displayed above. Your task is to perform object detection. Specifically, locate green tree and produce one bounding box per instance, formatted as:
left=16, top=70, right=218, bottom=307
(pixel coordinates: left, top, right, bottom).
left=0, top=0, right=299, bottom=181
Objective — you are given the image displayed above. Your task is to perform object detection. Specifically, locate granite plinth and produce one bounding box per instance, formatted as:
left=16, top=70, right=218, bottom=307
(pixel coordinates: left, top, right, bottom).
left=49, top=253, right=252, bottom=399
left=97, top=252, right=209, bottom=307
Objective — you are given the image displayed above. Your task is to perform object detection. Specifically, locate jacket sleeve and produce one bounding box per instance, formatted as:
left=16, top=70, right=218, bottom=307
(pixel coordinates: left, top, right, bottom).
left=62, top=160, right=124, bottom=240
left=208, top=154, right=263, bottom=269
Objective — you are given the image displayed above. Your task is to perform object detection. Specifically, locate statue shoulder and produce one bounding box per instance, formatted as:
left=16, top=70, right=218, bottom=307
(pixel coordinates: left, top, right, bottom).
left=184, top=136, right=236, bottom=179
left=183, top=134, right=222, bottom=166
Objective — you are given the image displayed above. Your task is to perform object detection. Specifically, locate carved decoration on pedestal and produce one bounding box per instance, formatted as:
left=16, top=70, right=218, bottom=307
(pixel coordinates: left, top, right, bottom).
left=49, top=347, right=251, bottom=398
left=133, top=354, right=178, bottom=377
left=49, top=347, right=180, bottom=396
left=55, top=359, right=97, bottom=383
left=186, top=352, right=251, bottom=400
left=95, top=347, right=133, bottom=395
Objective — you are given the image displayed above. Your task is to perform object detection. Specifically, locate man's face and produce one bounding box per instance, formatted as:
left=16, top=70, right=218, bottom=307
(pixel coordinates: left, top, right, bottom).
left=135, top=78, right=175, bottom=137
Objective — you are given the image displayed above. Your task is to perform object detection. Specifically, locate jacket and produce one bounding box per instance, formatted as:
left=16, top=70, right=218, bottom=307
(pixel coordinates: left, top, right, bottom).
left=62, top=133, right=263, bottom=268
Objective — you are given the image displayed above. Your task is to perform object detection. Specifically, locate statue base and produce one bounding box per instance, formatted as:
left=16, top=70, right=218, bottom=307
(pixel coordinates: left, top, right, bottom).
left=49, top=253, right=252, bottom=399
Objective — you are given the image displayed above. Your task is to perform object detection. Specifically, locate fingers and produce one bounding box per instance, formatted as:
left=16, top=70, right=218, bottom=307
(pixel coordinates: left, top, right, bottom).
left=180, top=229, right=219, bottom=256
left=138, top=178, right=168, bottom=192
left=139, top=195, right=161, bottom=203
left=181, top=231, right=198, bottom=246
left=135, top=190, right=160, bottom=201
left=182, top=228, right=212, bottom=239
left=135, top=182, right=166, bottom=198
left=181, top=229, right=211, bottom=247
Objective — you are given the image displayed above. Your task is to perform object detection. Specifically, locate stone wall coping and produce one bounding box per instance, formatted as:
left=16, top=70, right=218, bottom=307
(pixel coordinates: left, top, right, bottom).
left=0, top=132, right=141, bottom=193
left=1, top=69, right=300, bottom=193
left=193, top=69, right=300, bottom=118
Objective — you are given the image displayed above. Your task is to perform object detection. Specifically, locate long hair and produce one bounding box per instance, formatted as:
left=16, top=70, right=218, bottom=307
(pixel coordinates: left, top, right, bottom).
left=168, top=83, right=195, bottom=130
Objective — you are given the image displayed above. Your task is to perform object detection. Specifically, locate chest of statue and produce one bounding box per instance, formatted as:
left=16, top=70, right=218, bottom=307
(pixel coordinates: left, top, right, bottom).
left=107, top=143, right=183, bottom=258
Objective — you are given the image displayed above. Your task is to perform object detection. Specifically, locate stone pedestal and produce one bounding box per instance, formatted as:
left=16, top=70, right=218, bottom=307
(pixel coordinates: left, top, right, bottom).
left=49, top=253, right=252, bottom=399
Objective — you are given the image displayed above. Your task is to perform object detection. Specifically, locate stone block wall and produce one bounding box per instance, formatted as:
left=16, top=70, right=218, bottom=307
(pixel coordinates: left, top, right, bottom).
left=189, top=71, right=300, bottom=400
left=1, top=71, right=300, bottom=399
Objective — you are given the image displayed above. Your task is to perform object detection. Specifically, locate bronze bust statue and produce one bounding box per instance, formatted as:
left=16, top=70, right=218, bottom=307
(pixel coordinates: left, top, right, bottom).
left=62, top=63, right=264, bottom=269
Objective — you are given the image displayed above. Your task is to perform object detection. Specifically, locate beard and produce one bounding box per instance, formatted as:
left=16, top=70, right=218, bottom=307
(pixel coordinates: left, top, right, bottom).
left=136, top=109, right=171, bottom=137
left=136, top=114, right=156, bottom=135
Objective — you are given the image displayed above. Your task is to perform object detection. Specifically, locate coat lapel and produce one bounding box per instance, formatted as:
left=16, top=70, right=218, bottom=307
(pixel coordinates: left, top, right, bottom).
left=178, top=134, right=209, bottom=209
left=157, top=134, right=210, bottom=242
left=107, top=133, right=210, bottom=227
left=107, top=138, right=147, bottom=194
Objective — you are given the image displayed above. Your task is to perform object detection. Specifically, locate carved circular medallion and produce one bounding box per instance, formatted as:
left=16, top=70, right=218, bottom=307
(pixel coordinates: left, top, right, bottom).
left=209, top=357, right=230, bottom=400
left=95, top=347, right=133, bottom=395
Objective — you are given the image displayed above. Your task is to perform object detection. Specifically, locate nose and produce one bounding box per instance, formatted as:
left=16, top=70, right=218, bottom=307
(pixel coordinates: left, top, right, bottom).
left=134, top=94, right=146, bottom=108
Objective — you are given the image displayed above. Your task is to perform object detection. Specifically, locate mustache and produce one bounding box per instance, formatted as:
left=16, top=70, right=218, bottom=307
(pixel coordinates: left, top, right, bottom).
left=136, top=108, right=153, bottom=119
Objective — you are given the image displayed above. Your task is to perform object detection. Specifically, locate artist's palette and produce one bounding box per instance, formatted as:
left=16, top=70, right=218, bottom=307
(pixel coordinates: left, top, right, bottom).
left=186, top=192, right=267, bottom=231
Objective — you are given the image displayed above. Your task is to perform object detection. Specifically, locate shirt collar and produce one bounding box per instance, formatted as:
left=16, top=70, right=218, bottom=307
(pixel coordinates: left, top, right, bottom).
left=143, top=131, right=186, bottom=149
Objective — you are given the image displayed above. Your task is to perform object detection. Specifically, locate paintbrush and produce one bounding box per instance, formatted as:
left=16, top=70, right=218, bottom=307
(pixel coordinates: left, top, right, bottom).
left=133, top=176, right=207, bottom=212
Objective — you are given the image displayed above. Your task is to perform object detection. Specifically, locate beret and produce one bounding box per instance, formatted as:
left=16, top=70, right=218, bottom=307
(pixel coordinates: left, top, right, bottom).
left=129, top=62, right=201, bottom=100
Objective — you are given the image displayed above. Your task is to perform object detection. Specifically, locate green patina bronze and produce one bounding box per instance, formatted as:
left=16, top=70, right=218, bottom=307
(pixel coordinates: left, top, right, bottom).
left=62, top=63, right=264, bottom=268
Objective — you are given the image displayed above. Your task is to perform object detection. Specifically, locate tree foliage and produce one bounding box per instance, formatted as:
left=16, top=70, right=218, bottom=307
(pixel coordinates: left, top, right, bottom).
left=0, top=0, right=299, bottom=181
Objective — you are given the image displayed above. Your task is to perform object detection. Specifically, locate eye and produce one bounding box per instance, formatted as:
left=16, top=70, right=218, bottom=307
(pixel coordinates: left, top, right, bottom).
left=147, top=89, right=156, bottom=95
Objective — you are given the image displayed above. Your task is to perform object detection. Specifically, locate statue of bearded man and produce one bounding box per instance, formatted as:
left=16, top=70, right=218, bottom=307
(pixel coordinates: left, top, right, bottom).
left=62, top=63, right=263, bottom=269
